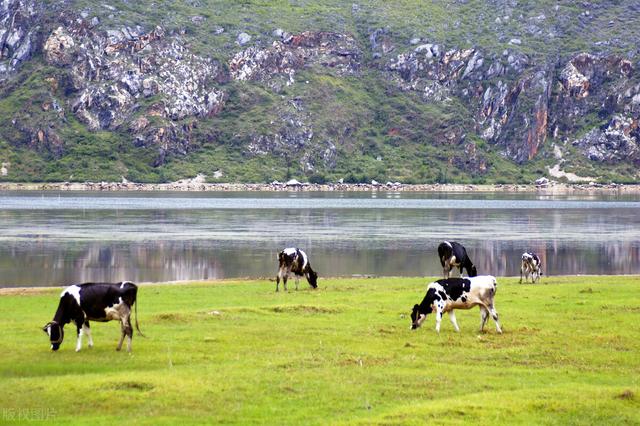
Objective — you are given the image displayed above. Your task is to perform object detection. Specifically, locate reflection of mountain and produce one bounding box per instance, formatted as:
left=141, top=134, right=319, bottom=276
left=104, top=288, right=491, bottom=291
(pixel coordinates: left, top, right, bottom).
left=1, top=195, right=639, bottom=286
left=473, top=241, right=640, bottom=277
left=1, top=239, right=638, bottom=287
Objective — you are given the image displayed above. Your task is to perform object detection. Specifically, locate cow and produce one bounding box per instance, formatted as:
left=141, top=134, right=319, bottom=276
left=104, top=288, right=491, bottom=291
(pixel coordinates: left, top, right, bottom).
left=437, top=241, right=478, bottom=278
left=42, top=281, right=143, bottom=352
left=520, top=252, right=543, bottom=283
left=276, top=248, right=318, bottom=292
left=410, top=276, right=502, bottom=334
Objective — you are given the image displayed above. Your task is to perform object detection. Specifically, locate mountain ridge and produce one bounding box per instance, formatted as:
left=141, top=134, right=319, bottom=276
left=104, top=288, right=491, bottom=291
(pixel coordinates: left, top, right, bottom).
left=1, top=0, right=639, bottom=183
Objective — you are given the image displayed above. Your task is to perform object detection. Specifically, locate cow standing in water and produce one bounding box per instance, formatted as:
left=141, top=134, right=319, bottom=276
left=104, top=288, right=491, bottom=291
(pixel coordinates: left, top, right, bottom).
left=276, top=248, right=318, bottom=292
left=43, top=282, right=143, bottom=352
left=437, top=241, right=478, bottom=278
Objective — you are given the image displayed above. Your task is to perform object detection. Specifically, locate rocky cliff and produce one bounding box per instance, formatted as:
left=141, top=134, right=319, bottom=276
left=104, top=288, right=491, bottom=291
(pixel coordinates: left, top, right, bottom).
left=1, top=0, right=639, bottom=183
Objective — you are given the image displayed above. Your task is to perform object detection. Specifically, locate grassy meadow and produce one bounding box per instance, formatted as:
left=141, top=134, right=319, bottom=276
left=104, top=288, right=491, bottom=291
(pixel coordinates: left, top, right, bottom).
left=0, top=275, right=639, bottom=425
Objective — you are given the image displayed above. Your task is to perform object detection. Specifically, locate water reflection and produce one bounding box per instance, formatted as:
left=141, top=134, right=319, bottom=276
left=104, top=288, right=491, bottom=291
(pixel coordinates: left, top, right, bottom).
left=1, top=240, right=639, bottom=287
left=0, top=191, right=638, bottom=287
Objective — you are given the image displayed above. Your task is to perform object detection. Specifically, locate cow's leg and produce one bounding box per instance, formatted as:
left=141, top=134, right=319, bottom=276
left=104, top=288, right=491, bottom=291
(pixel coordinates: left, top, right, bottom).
left=124, top=314, right=133, bottom=352
left=443, top=260, right=450, bottom=279
left=116, top=306, right=133, bottom=352
left=295, top=275, right=300, bottom=291
left=116, top=322, right=126, bottom=351
left=479, top=306, right=489, bottom=332
left=75, top=320, right=84, bottom=352
left=488, top=304, right=502, bottom=334
left=519, top=266, right=524, bottom=284
left=434, top=310, right=443, bottom=333
left=276, top=266, right=285, bottom=292
left=83, top=322, right=93, bottom=348
left=448, top=311, right=460, bottom=332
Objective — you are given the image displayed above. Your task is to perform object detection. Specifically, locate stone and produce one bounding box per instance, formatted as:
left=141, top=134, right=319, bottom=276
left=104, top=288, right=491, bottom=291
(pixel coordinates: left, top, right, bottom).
left=414, top=43, right=433, bottom=53
left=43, top=27, right=76, bottom=65
left=535, top=177, right=549, bottom=186
left=237, top=32, right=251, bottom=45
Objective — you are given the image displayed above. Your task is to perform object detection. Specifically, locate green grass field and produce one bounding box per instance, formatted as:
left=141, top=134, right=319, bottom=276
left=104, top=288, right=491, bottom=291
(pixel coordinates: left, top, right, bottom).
left=1, top=276, right=639, bottom=425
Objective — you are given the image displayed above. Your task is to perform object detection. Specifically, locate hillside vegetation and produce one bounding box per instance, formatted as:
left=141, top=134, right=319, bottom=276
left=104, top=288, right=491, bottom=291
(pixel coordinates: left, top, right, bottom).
left=1, top=276, right=639, bottom=424
left=1, top=1, right=640, bottom=183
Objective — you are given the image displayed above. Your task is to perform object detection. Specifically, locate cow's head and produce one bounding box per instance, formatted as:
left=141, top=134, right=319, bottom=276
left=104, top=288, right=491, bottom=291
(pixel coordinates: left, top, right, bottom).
left=468, top=265, right=478, bottom=277
left=43, top=321, right=64, bottom=351
left=308, top=270, right=318, bottom=288
left=410, top=304, right=431, bottom=330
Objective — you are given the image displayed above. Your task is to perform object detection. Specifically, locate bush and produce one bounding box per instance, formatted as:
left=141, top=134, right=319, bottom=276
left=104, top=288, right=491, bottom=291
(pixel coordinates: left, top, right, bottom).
left=308, top=173, right=327, bottom=184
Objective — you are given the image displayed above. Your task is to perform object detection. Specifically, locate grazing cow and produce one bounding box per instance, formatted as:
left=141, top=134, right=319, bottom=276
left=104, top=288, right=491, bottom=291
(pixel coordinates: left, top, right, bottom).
left=437, top=241, right=478, bottom=278
left=410, top=276, right=502, bottom=334
left=43, top=282, right=143, bottom=352
left=520, top=252, right=543, bottom=283
left=276, top=248, right=318, bottom=292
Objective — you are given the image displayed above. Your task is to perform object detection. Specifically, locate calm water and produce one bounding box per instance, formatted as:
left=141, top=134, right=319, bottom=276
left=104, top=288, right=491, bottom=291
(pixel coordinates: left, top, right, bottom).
left=1, top=190, right=639, bottom=287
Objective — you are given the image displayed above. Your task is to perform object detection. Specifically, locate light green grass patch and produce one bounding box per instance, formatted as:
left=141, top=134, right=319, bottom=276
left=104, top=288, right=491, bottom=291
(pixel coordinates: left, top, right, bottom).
left=1, top=276, right=639, bottom=424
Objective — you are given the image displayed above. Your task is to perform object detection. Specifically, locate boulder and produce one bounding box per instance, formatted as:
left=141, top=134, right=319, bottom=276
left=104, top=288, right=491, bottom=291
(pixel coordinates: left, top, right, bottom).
left=44, top=27, right=76, bottom=65
left=237, top=32, right=251, bottom=45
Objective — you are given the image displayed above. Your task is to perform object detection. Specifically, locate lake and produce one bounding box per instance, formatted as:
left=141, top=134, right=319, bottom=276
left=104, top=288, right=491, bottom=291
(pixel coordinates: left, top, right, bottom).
left=1, top=190, right=639, bottom=287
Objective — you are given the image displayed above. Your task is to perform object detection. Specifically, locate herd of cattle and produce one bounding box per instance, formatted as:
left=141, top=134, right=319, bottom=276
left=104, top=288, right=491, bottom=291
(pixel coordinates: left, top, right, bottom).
left=43, top=241, right=543, bottom=352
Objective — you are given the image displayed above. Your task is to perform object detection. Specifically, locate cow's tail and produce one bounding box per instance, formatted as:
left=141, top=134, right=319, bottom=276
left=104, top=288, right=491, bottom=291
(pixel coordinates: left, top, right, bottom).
left=134, top=297, right=145, bottom=337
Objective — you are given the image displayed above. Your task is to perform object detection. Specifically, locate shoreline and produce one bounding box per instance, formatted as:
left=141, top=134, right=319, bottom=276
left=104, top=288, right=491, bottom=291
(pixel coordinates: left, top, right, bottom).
left=2, top=274, right=639, bottom=294
left=1, top=181, right=640, bottom=194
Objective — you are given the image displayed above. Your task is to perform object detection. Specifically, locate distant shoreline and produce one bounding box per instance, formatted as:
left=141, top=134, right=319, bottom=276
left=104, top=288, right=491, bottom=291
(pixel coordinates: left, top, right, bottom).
left=1, top=181, right=639, bottom=194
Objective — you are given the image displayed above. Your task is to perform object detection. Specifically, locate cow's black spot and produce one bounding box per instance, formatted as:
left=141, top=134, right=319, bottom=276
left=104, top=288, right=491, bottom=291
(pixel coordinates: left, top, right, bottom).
left=434, top=278, right=469, bottom=301
left=461, top=296, right=467, bottom=303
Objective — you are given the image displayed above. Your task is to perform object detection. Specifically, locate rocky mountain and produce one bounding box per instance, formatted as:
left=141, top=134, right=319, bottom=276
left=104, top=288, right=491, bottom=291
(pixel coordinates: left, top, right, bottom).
left=1, top=0, right=639, bottom=183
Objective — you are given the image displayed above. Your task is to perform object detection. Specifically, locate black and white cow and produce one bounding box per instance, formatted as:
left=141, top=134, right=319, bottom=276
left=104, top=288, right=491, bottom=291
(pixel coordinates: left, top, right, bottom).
left=276, top=248, right=318, bottom=292
left=520, top=252, right=543, bottom=283
left=43, top=282, right=143, bottom=352
left=410, top=276, right=502, bottom=334
left=437, top=241, right=478, bottom=278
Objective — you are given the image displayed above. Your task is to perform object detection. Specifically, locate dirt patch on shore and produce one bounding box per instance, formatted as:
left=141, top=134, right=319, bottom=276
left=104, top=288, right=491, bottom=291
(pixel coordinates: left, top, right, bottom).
left=0, top=287, right=60, bottom=296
